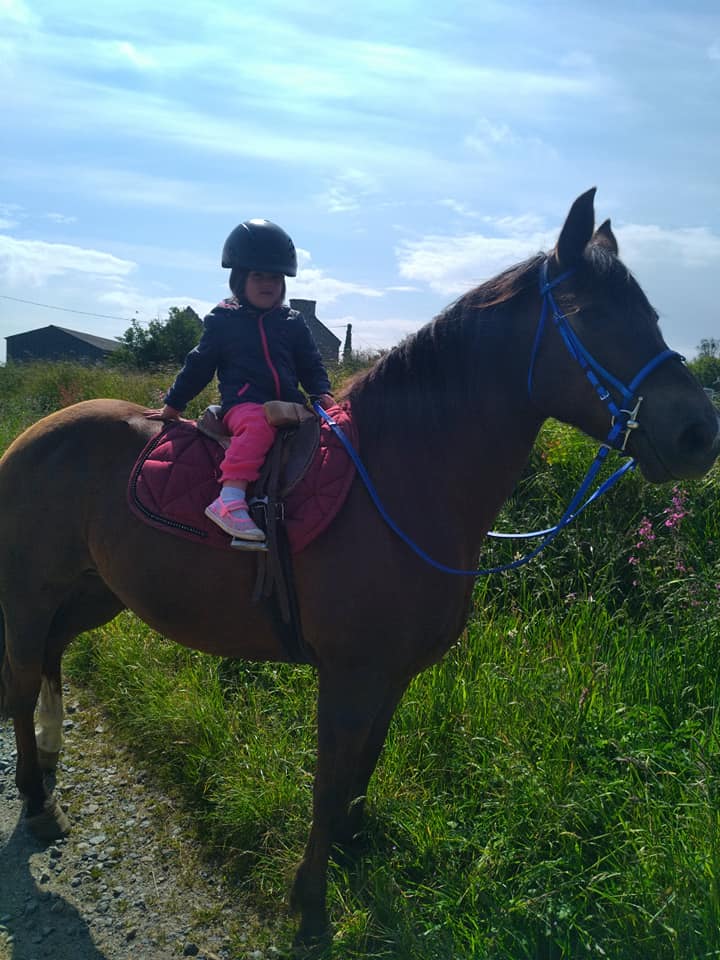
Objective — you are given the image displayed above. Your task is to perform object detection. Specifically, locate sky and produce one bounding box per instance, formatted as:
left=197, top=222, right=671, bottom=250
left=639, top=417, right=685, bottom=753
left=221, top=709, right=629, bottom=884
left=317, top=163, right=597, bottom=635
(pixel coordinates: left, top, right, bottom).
left=1, top=0, right=719, bottom=364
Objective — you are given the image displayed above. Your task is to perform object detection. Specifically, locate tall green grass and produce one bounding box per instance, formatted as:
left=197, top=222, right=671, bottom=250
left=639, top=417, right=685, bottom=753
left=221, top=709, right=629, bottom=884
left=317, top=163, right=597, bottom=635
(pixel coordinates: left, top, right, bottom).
left=1, top=362, right=719, bottom=957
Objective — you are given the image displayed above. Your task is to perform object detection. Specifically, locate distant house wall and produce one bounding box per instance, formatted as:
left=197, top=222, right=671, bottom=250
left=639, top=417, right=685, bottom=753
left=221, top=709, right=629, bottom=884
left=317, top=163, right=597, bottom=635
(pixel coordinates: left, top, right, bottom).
left=5, top=325, right=121, bottom=363
left=289, top=299, right=341, bottom=364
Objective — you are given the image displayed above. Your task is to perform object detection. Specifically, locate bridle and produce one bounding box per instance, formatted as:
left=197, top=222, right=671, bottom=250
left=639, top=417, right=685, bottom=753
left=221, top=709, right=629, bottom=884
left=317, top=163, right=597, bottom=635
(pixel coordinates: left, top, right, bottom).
left=315, top=259, right=682, bottom=576
left=528, top=260, right=681, bottom=454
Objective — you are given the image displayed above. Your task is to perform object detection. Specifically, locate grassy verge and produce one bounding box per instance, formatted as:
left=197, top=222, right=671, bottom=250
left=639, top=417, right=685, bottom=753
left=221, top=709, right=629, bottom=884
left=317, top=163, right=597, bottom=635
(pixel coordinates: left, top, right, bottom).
left=1, top=363, right=719, bottom=957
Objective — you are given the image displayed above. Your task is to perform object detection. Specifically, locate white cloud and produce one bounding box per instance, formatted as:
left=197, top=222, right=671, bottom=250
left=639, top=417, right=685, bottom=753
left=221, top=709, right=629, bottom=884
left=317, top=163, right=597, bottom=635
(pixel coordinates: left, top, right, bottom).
left=484, top=214, right=548, bottom=236
left=0, top=0, right=37, bottom=26
left=0, top=202, right=23, bottom=230
left=288, top=268, right=383, bottom=304
left=464, top=117, right=514, bottom=155
left=290, top=249, right=382, bottom=303
left=464, top=117, right=558, bottom=165
left=0, top=234, right=136, bottom=287
left=616, top=223, right=720, bottom=270
left=46, top=212, right=78, bottom=224
left=394, top=218, right=720, bottom=316
left=115, top=40, right=157, bottom=70
left=318, top=169, right=380, bottom=214
left=351, top=314, right=427, bottom=351
left=439, top=199, right=480, bottom=219
left=396, top=224, right=554, bottom=296
left=99, top=288, right=214, bottom=326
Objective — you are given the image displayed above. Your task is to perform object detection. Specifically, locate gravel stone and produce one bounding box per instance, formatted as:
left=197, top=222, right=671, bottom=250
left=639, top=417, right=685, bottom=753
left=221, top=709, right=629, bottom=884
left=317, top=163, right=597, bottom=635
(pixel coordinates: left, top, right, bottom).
left=0, top=683, right=279, bottom=959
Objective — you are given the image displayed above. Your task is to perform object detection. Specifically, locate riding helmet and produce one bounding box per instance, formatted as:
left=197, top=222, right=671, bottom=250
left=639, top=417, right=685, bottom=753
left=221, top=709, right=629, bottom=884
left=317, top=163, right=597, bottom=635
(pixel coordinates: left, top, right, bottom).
left=221, top=219, right=297, bottom=276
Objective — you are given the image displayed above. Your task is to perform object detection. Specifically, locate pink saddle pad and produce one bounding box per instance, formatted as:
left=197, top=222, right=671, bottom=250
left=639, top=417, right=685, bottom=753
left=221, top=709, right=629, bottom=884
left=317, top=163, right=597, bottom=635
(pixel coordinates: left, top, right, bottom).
left=128, top=404, right=357, bottom=553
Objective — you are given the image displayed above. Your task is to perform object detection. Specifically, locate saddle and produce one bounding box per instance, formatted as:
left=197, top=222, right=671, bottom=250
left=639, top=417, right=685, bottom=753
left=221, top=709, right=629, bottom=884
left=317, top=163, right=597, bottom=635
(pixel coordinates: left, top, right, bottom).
left=197, top=401, right=320, bottom=498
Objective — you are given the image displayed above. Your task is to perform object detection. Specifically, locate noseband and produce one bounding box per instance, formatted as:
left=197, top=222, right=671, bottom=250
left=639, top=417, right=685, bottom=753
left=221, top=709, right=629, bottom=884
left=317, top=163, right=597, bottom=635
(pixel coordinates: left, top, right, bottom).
left=315, top=259, right=683, bottom=576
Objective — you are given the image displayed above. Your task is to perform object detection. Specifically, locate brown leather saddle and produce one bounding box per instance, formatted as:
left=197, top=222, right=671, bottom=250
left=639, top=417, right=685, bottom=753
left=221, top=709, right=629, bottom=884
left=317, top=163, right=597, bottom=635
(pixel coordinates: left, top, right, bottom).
left=196, top=401, right=320, bottom=498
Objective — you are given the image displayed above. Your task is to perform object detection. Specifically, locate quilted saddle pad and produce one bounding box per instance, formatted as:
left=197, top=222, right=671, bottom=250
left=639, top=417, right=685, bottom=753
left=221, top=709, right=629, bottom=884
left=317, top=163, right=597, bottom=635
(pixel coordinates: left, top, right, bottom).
left=128, top=404, right=357, bottom=553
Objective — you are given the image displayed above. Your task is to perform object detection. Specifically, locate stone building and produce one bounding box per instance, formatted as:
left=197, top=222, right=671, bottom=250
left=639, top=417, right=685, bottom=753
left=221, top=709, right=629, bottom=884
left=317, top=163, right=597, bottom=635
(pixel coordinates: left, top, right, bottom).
left=289, top=299, right=341, bottom=364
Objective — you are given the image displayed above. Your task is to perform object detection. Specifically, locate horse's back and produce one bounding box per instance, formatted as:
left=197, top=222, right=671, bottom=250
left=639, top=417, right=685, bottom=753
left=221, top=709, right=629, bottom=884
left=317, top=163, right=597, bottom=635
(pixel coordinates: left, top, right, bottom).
left=1, top=399, right=157, bottom=472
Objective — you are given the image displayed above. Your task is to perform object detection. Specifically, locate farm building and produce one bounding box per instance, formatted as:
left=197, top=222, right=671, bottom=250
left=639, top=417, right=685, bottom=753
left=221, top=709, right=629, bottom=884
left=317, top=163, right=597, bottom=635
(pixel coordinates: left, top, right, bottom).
left=5, top=325, right=121, bottom=364
left=289, top=299, right=341, bottom=364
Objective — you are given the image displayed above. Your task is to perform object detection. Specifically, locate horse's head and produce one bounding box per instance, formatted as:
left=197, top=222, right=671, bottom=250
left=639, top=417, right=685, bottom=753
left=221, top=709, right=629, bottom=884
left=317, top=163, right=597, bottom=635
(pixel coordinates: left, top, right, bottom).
left=530, top=189, right=720, bottom=481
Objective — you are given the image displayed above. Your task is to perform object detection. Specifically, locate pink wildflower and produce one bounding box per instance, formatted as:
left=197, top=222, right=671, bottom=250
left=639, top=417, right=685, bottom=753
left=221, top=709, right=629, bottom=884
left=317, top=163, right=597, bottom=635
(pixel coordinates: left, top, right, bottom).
left=635, top=517, right=655, bottom=548
left=663, top=486, right=688, bottom=530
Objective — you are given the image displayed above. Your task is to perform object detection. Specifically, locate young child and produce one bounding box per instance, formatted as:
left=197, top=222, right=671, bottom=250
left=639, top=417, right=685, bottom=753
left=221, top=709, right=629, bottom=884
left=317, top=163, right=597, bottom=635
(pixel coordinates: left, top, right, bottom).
left=154, top=219, right=334, bottom=545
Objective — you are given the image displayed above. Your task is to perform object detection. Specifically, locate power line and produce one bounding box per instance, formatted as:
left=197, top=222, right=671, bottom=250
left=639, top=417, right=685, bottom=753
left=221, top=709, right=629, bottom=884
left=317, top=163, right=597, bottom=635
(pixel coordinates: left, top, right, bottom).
left=0, top=294, right=136, bottom=323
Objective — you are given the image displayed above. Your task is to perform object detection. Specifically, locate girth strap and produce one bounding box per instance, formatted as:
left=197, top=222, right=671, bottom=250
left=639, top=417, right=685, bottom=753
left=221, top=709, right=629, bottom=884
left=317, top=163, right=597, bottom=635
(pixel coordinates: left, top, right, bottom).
left=249, top=429, right=315, bottom=665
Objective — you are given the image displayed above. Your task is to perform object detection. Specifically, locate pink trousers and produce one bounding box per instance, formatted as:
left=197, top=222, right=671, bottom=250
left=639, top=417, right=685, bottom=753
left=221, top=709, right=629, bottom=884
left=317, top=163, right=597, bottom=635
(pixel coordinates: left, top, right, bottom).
left=220, top=403, right=277, bottom=483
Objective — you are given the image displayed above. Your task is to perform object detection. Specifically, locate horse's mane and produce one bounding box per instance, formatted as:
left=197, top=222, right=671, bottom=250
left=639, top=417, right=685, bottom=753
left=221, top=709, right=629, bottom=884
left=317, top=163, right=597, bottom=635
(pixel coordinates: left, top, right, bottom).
left=342, top=243, right=642, bottom=446
left=343, top=253, right=546, bottom=443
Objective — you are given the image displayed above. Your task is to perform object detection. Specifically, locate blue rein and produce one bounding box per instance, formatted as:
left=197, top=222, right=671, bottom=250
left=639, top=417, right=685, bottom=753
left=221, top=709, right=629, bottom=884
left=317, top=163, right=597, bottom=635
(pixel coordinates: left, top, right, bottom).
left=314, top=260, right=681, bottom=576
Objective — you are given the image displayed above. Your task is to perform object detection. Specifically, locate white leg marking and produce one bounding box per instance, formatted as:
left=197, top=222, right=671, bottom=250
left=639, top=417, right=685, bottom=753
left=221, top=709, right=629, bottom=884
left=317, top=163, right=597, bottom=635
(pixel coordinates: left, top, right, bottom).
left=35, top=676, right=64, bottom=754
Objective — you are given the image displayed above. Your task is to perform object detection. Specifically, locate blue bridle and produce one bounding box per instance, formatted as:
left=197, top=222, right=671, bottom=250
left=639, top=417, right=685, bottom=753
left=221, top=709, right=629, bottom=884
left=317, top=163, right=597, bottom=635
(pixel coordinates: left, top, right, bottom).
left=314, top=259, right=681, bottom=576
left=529, top=261, right=680, bottom=453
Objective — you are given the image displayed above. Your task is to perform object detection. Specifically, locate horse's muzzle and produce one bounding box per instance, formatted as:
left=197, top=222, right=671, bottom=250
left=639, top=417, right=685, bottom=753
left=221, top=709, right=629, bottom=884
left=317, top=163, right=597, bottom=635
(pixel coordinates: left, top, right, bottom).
left=636, top=410, right=720, bottom=482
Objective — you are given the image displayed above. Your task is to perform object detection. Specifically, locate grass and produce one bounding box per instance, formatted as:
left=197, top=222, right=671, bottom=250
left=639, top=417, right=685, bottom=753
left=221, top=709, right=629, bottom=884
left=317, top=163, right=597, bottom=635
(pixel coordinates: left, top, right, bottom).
left=1, top=362, right=719, bottom=957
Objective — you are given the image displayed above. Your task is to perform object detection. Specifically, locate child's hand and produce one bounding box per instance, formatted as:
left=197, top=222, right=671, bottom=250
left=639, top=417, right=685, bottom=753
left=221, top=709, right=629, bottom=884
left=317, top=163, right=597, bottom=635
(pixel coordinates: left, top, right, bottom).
left=315, top=394, right=335, bottom=410
left=145, top=405, right=182, bottom=421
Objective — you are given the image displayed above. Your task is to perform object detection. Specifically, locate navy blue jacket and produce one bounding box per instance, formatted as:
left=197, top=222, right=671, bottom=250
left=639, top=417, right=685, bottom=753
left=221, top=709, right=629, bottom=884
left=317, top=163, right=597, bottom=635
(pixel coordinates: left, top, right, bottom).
left=164, top=298, right=332, bottom=414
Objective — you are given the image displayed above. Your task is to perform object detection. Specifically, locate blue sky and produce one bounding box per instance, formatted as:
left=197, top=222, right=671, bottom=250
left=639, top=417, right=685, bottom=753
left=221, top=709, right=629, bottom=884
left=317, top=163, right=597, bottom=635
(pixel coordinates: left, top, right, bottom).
left=1, top=0, right=719, bottom=364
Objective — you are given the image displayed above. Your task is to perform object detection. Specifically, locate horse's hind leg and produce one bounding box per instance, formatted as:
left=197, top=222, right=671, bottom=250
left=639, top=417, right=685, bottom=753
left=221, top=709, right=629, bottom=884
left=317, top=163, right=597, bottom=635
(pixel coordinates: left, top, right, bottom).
left=2, top=578, right=124, bottom=840
left=36, top=671, right=64, bottom=773
left=0, top=603, right=69, bottom=837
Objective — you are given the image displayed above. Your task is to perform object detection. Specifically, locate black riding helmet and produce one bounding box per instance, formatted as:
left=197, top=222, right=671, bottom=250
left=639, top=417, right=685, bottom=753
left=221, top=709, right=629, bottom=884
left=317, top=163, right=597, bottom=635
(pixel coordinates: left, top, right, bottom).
left=221, top=219, right=297, bottom=276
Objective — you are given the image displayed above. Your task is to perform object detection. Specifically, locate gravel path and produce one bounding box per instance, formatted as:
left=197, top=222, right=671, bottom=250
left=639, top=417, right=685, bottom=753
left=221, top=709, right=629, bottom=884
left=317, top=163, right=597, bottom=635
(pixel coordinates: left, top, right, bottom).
left=0, top=684, right=282, bottom=960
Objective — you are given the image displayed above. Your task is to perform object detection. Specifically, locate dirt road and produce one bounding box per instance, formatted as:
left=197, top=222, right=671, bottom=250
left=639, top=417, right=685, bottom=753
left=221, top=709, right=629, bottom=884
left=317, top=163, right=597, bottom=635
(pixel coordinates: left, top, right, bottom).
left=0, top=685, right=280, bottom=960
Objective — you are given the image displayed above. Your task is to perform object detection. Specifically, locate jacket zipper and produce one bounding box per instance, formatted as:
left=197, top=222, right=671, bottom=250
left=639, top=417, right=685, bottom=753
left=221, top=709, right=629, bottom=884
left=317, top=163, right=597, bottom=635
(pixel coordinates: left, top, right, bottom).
left=258, top=312, right=282, bottom=399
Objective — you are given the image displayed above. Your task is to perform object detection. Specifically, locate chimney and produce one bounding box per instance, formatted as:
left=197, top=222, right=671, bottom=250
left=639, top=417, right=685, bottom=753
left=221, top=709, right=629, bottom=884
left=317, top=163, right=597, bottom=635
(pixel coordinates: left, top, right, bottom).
left=342, top=323, right=353, bottom=363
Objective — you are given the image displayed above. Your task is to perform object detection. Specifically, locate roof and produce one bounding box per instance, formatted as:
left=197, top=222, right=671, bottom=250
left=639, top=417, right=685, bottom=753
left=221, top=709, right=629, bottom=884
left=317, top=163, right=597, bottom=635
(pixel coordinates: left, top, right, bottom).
left=289, top=299, right=341, bottom=346
left=5, top=324, right=121, bottom=352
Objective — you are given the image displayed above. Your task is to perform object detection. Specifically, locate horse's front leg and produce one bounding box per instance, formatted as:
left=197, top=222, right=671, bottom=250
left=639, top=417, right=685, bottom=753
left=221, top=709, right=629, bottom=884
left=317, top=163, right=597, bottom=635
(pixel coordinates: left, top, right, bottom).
left=333, top=680, right=409, bottom=848
left=290, top=669, right=396, bottom=947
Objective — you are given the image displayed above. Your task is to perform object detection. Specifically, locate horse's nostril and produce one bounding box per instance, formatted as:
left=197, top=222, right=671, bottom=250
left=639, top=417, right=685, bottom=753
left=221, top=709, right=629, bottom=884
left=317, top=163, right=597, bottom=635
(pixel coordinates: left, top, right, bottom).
left=677, top=419, right=717, bottom=457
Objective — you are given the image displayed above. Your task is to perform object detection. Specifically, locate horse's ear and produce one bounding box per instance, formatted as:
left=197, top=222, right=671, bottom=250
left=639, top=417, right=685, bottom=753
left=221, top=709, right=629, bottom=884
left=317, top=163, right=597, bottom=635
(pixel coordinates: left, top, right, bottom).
left=592, top=218, right=619, bottom=255
left=555, top=187, right=597, bottom=267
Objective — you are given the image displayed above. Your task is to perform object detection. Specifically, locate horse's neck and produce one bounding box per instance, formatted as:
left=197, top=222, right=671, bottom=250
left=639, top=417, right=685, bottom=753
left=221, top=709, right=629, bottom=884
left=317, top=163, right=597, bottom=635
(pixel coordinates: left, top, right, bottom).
left=358, top=371, right=543, bottom=562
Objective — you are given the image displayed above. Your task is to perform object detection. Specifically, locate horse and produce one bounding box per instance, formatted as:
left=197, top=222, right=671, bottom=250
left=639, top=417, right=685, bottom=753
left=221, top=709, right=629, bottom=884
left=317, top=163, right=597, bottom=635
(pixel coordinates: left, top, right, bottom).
left=1, top=189, right=718, bottom=946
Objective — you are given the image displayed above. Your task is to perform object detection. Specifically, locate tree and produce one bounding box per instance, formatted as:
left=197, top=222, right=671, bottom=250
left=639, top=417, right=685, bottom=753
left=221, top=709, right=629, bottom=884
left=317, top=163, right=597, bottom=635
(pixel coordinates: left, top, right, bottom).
left=687, top=339, right=720, bottom=389
left=697, top=338, right=720, bottom=359
left=113, top=306, right=203, bottom=368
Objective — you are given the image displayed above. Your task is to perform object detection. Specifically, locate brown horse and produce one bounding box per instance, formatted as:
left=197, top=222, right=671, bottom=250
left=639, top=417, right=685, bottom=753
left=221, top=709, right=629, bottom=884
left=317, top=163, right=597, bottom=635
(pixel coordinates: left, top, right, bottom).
left=1, top=189, right=718, bottom=945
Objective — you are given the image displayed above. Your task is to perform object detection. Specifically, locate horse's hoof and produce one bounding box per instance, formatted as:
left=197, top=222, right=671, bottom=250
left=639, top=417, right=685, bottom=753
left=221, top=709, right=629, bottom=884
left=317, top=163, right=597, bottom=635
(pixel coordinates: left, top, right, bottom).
left=25, top=795, right=71, bottom=840
left=292, top=927, right=331, bottom=957
left=37, top=748, right=60, bottom=772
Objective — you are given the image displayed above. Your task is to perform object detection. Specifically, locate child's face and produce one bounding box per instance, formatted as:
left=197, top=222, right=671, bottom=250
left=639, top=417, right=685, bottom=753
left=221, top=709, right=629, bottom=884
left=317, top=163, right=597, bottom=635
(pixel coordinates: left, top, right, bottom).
left=245, top=271, right=284, bottom=309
